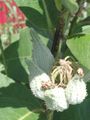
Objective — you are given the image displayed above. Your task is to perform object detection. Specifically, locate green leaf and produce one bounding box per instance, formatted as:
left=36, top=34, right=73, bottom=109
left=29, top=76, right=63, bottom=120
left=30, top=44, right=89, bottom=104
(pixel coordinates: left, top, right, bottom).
left=70, top=24, right=90, bottom=35
left=0, top=63, right=5, bottom=72
left=3, top=28, right=32, bottom=83
left=0, top=73, right=41, bottom=108
left=54, top=99, right=90, bottom=120
left=41, top=0, right=54, bottom=37
left=87, top=4, right=90, bottom=16
left=0, top=72, right=14, bottom=87
left=15, top=0, right=42, bottom=11
left=84, top=71, right=90, bottom=82
left=15, top=0, right=58, bottom=28
left=53, top=82, right=90, bottom=120
left=18, top=28, right=32, bottom=57
left=26, top=60, right=45, bottom=81
left=82, top=25, right=90, bottom=34
left=67, top=34, right=90, bottom=70
left=15, top=0, right=58, bottom=47
left=30, top=28, right=55, bottom=73
left=0, top=72, right=42, bottom=120
left=55, top=0, right=62, bottom=11
left=54, top=0, right=62, bottom=11
left=61, top=0, right=79, bottom=15
left=18, top=28, right=33, bottom=73
left=0, top=97, right=40, bottom=120
left=26, top=59, right=50, bottom=87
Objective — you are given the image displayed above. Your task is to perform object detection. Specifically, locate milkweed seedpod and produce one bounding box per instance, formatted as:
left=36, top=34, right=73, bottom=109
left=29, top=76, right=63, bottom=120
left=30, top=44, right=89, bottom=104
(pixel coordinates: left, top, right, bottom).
left=44, top=87, right=69, bottom=112
left=65, top=74, right=87, bottom=105
left=30, top=73, right=51, bottom=100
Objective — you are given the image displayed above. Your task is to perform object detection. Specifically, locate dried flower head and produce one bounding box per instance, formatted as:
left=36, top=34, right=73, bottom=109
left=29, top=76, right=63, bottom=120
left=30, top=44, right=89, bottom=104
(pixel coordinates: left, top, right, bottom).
left=51, top=56, right=76, bottom=87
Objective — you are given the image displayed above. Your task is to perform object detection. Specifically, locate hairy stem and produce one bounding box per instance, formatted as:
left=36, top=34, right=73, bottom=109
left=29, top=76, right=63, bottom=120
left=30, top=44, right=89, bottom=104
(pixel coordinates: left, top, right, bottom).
left=42, top=0, right=54, bottom=38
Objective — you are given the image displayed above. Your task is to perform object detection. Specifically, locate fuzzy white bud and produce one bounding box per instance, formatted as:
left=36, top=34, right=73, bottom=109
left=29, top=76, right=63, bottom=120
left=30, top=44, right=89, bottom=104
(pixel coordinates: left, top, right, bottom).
left=30, top=73, right=50, bottom=100
left=44, top=87, right=69, bottom=112
left=65, top=74, right=87, bottom=105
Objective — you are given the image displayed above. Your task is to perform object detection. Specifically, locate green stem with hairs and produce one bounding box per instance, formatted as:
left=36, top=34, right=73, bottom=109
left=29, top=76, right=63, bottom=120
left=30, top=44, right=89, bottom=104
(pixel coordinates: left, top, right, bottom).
left=42, top=0, right=54, bottom=38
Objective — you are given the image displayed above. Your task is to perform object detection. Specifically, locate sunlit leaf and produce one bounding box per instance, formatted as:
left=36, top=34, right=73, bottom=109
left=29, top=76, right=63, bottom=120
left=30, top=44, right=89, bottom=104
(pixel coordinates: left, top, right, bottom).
left=0, top=72, right=42, bottom=120
left=3, top=28, right=32, bottom=83
left=61, top=0, right=79, bottom=14
left=67, top=34, right=90, bottom=70
left=54, top=0, right=62, bottom=11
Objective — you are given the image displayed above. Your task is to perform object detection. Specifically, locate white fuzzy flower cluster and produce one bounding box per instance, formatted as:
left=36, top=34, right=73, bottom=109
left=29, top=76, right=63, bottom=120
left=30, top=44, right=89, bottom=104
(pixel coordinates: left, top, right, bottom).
left=44, top=87, right=69, bottom=112
left=30, top=73, right=50, bottom=100
left=65, top=74, right=87, bottom=105
left=29, top=57, right=87, bottom=112
left=29, top=73, right=87, bottom=112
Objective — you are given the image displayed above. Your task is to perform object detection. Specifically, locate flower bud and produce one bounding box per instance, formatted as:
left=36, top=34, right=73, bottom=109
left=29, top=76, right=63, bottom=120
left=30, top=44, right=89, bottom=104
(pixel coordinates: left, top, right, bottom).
left=77, top=68, right=84, bottom=77
left=44, top=87, right=69, bottom=112
left=30, top=73, right=50, bottom=100
left=65, top=75, right=87, bottom=105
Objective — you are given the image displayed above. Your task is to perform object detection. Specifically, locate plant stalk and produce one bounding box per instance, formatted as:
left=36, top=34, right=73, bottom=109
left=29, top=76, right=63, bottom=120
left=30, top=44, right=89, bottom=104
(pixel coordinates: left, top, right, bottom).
left=51, top=13, right=65, bottom=58
left=46, top=110, right=54, bottom=120
left=42, top=0, right=54, bottom=38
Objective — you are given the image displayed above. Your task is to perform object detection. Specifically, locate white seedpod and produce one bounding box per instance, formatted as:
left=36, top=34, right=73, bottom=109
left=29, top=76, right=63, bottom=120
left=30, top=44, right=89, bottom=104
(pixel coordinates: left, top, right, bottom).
left=65, top=74, right=87, bottom=105
left=30, top=73, right=50, bottom=100
left=44, top=87, right=69, bottom=112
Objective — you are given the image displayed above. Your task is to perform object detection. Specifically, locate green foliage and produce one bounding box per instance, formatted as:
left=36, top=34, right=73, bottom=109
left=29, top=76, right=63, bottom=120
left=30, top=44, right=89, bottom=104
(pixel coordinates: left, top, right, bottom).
left=2, top=28, right=32, bottom=83
left=0, top=73, right=42, bottom=120
left=54, top=0, right=62, bottom=11
left=54, top=98, right=90, bottom=120
left=61, top=0, right=79, bottom=14
left=0, top=0, right=90, bottom=120
left=15, top=0, right=59, bottom=46
left=30, top=28, right=55, bottom=74
left=67, top=34, right=90, bottom=70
